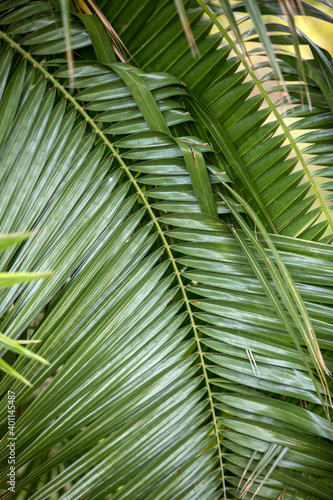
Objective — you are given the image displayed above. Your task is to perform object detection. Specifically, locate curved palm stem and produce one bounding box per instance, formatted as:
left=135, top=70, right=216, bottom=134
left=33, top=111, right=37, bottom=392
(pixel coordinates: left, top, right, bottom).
left=196, top=0, right=333, bottom=236
left=0, top=31, right=226, bottom=496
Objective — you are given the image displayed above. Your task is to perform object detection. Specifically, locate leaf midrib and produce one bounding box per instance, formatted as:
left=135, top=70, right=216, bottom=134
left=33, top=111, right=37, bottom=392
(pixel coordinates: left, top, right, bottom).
left=0, top=31, right=226, bottom=495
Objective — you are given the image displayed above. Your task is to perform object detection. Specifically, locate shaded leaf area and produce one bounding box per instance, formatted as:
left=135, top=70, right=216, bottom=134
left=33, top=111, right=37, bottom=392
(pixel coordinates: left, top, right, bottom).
left=0, top=1, right=332, bottom=500
left=95, top=0, right=333, bottom=241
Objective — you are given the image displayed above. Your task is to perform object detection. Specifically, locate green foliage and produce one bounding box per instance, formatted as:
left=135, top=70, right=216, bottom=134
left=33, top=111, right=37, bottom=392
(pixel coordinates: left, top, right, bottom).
left=0, top=1, right=332, bottom=499
left=0, top=233, right=50, bottom=385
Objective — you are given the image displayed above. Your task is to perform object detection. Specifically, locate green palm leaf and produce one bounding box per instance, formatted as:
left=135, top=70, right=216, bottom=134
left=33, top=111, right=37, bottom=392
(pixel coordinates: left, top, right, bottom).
left=0, top=233, right=51, bottom=386
left=105, top=0, right=333, bottom=241
left=0, top=1, right=332, bottom=499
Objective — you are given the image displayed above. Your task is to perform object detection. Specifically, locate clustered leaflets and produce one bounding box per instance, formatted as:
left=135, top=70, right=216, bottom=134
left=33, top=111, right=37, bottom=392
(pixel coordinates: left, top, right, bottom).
left=0, top=1, right=332, bottom=499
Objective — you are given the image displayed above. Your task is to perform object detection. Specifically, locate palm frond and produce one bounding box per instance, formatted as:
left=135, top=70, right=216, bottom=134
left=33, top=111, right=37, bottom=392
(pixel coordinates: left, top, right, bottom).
left=0, top=1, right=332, bottom=499
left=100, top=0, right=333, bottom=241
